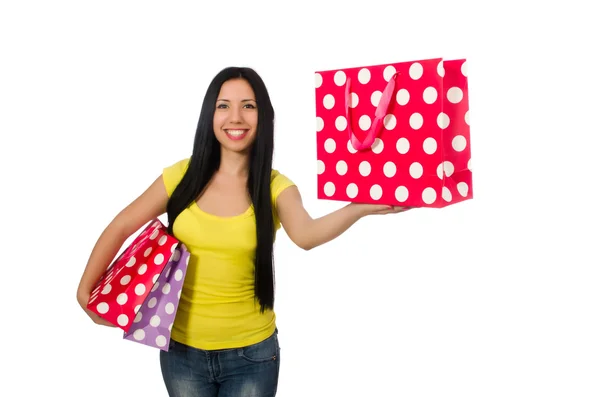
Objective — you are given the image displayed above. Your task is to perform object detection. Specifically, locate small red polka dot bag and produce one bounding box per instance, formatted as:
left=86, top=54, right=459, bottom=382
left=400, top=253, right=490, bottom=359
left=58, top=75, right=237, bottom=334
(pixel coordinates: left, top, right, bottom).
left=314, top=57, right=473, bottom=208
left=87, top=219, right=190, bottom=351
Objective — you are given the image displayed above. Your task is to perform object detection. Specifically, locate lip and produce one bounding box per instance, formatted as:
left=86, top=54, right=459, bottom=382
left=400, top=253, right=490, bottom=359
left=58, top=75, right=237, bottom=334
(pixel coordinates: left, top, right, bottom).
left=224, top=129, right=249, bottom=141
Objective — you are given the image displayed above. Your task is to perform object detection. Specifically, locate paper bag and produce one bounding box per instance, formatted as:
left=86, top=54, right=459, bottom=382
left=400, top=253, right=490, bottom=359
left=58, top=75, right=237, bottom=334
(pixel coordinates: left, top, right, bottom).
left=314, top=57, right=473, bottom=207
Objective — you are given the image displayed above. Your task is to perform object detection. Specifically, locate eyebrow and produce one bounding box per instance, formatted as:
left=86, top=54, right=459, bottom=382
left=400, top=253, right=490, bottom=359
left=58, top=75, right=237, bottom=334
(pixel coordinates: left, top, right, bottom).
left=216, top=99, right=256, bottom=102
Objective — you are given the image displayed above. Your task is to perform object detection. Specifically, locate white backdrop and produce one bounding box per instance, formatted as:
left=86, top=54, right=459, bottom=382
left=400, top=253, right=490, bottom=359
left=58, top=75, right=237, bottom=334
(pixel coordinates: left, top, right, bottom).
left=2, top=0, right=599, bottom=396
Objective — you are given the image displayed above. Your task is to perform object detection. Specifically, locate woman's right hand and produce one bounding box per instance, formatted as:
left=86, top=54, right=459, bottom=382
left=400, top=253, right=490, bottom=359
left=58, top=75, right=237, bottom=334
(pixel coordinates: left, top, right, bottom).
left=77, top=290, right=117, bottom=328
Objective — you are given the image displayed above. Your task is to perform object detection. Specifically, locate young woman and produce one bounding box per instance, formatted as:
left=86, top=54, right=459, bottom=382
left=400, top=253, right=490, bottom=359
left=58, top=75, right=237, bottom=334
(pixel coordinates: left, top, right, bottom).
left=77, top=66, right=410, bottom=397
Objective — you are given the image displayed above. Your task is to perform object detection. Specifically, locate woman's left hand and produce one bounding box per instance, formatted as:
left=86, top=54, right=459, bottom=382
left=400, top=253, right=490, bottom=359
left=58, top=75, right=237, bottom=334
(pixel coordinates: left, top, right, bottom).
left=350, top=203, right=413, bottom=217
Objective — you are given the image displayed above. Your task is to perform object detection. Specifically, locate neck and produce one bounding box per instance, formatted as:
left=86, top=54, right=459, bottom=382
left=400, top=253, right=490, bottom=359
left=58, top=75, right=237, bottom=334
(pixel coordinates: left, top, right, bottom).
left=218, top=148, right=250, bottom=177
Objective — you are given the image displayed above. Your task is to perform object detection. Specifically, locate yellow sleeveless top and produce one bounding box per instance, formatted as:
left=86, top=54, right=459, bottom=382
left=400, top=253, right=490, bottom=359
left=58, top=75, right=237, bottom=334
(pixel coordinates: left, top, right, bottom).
left=162, top=158, right=295, bottom=350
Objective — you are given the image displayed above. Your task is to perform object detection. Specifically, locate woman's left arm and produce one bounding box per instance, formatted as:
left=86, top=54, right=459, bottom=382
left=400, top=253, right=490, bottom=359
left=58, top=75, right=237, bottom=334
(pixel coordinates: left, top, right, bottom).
left=276, top=186, right=409, bottom=251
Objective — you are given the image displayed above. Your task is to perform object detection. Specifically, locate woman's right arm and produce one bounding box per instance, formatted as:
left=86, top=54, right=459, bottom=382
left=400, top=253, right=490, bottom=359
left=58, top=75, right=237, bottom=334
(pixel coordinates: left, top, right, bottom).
left=76, top=174, right=170, bottom=326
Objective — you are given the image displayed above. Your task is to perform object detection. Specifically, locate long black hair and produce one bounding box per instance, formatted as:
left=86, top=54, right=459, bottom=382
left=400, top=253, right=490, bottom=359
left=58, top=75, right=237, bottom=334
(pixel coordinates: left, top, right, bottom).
left=166, top=67, right=276, bottom=313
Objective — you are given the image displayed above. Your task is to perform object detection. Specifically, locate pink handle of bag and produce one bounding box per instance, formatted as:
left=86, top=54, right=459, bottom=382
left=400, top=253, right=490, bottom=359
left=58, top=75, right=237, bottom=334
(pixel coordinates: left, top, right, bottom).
left=345, top=71, right=400, bottom=151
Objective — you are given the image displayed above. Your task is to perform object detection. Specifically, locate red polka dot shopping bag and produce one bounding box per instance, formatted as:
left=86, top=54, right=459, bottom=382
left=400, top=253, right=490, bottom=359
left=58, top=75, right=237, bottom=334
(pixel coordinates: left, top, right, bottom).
left=87, top=219, right=190, bottom=351
left=314, top=57, right=473, bottom=207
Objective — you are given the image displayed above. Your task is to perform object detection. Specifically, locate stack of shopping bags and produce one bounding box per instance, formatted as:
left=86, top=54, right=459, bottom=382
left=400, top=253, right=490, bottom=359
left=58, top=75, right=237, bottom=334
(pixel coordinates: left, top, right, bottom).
left=86, top=219, right=190, bottom=351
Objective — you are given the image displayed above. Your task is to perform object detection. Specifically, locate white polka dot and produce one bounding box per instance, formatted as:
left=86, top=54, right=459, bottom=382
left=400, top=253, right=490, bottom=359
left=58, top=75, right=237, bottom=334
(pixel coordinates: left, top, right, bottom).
left=437, top=161, right=455, bottom=179
left=423, top=87, right=438, bottom=104
left=396, top=89, right=410, bottom=105
left=323, top=94, right=335, bottom=109
left=172, top=249, right=181, bottom=262
left=169, top=323, right=174, bottom=331
left=468, top=158, right=472, bottom=170
left=162, top=283, right=171, bottom=294
left=422, top=188, right=437, bottom=204
left=437, top=112, right=450, bottom=129
left=324, top=182, right=336, bottom=196
left=358, top=68, right=371, bottom=84
left=442, top=187, right=452, bottom=202
left=315, top=73, right=323, bottom=88
left=336, top=160, right=348, bottom=175
left=154, top=254, right=165, bottom=265
left=148, top=297, right=157, bottom=308
left=351, top=92, right=359, bottom=108
left=461, top=61, right=468, bottom=77
left=447, top=87, right=463, bottom=104
left=171, top=243, right=178, bottom=253
left=383, top=65, right=396, bottom=81
left=133, top=329, right=145, bottom=341
left=370, top=185, right=383, bottom=200
left=165, top=266, right=172, bottom=279
left=359, top=161, right=371, bottom=176
left=144, top=247, right=152, bottom=257
left=151, top=281, right=160, bottom=292
left=158, top=235, right=168, bottom=246
left=347, top=140, right=358, bottom=154
left=409, top=62, right=423, bottom=80
left=150, top=315, right=161, bottom=327
left=150, top=229, right=159, bottom=240
left=178, top=290, right=182, bottom=299
left=156, top=335, right=167, bottom=348
left=126, top=257, right=136, bottom=267
left=185, top=256, right=190, bottom=266
left=97, top=302, right=109, bottom=314
left=117, top=314, right=129, bottom=327
left=457, top=182, right=469, bottom=197
left=335, top=116, right=347, bottom=131
left=325, top=138, right=336, bottom=153
left=174, top=269, right=183, bottom=281
left=384, top=114, right=396, bottom=130
left=359, top=115, right=371, bottom=130
left=383, top=162, right=396, bottom=177
left=346, top=183, right=358, bottom=198
left=135, top=283, right=146, bottom=296
left=371, top=90, right=382, bottom=106
left=465, top=110, right=470, bottom=125
left=316, top=117, right=324, bottom=132
left=334, top=71, right=347, bottom=86
left=165, top=302, right=175, bottom=314
left=395, top=186, right=409, bottom=202
left=120, top=275, right=131, bottom=285
left=101, top=284, right=112, bottom=295
left=117, top=293, right=128, bottom=305
left=423, top=137, right=437, bottom=154
left=409, top=113, right=423, bottom=130
left=134, top=311, right=143, bottom=323
left=437, top=60, right=445, bottom=77
left=452, top=135, right=467, bottom=152
left=409, top=162, right=423, bottom=179
left=134, top=305, right=141, bottom=313
left=396, top=138, right=410, bottom=154
left=317, top=160, right=325, bottom=175
left=371, top=138, right=384, bottom=154
left=138, top=264, right=147, bottom=275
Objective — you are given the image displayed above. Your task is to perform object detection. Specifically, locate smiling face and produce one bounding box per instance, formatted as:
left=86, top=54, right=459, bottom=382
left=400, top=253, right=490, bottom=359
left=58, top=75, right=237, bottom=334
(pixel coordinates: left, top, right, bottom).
left=213, top=78, right=258, bottom=154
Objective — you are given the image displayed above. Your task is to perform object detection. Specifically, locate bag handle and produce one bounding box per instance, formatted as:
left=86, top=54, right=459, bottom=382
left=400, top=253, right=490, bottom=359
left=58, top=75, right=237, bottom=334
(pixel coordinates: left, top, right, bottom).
left=345, top=71, right=400, bottom=151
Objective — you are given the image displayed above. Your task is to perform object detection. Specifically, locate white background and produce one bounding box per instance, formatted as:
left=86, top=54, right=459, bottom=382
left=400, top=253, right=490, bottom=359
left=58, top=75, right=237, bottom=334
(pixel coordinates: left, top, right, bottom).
left=1, top=0, right=599, bottom=396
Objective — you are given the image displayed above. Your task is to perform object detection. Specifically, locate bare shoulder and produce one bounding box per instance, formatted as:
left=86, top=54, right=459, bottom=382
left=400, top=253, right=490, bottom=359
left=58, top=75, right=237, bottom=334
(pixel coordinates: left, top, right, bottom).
left=110, top=174, right=170, bottom=237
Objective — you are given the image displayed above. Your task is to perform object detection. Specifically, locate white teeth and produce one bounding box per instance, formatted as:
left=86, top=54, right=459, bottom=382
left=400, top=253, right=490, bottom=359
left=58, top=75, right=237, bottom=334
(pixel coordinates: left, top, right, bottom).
left=226, top=130, right=246, bottom=136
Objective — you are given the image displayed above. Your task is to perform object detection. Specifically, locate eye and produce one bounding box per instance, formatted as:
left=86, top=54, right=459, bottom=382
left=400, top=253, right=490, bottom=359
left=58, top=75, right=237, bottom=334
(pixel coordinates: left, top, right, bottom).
left=216, top=103, right=228, bottom=109
left=243, top=103, right=256, bottom=109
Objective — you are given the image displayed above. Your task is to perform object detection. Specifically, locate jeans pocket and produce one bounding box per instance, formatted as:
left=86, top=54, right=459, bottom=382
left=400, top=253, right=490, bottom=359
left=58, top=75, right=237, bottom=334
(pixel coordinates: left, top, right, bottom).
left=237, top=333, right=279, bottom=363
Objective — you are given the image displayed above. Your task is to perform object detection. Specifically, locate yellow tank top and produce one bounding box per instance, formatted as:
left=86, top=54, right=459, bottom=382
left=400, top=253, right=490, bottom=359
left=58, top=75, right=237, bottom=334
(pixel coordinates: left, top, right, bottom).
left=162, top=158, right=295, bottom=350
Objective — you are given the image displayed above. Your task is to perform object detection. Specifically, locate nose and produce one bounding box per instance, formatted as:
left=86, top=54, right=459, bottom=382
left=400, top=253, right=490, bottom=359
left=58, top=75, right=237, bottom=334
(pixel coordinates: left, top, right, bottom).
left=229, top=105, right=243, bottom=123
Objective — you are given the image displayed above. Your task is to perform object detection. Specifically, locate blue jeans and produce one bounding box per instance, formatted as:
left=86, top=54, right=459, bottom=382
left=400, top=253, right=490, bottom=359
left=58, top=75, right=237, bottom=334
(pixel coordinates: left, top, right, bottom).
left=159, top=330, right=281, bottom=397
